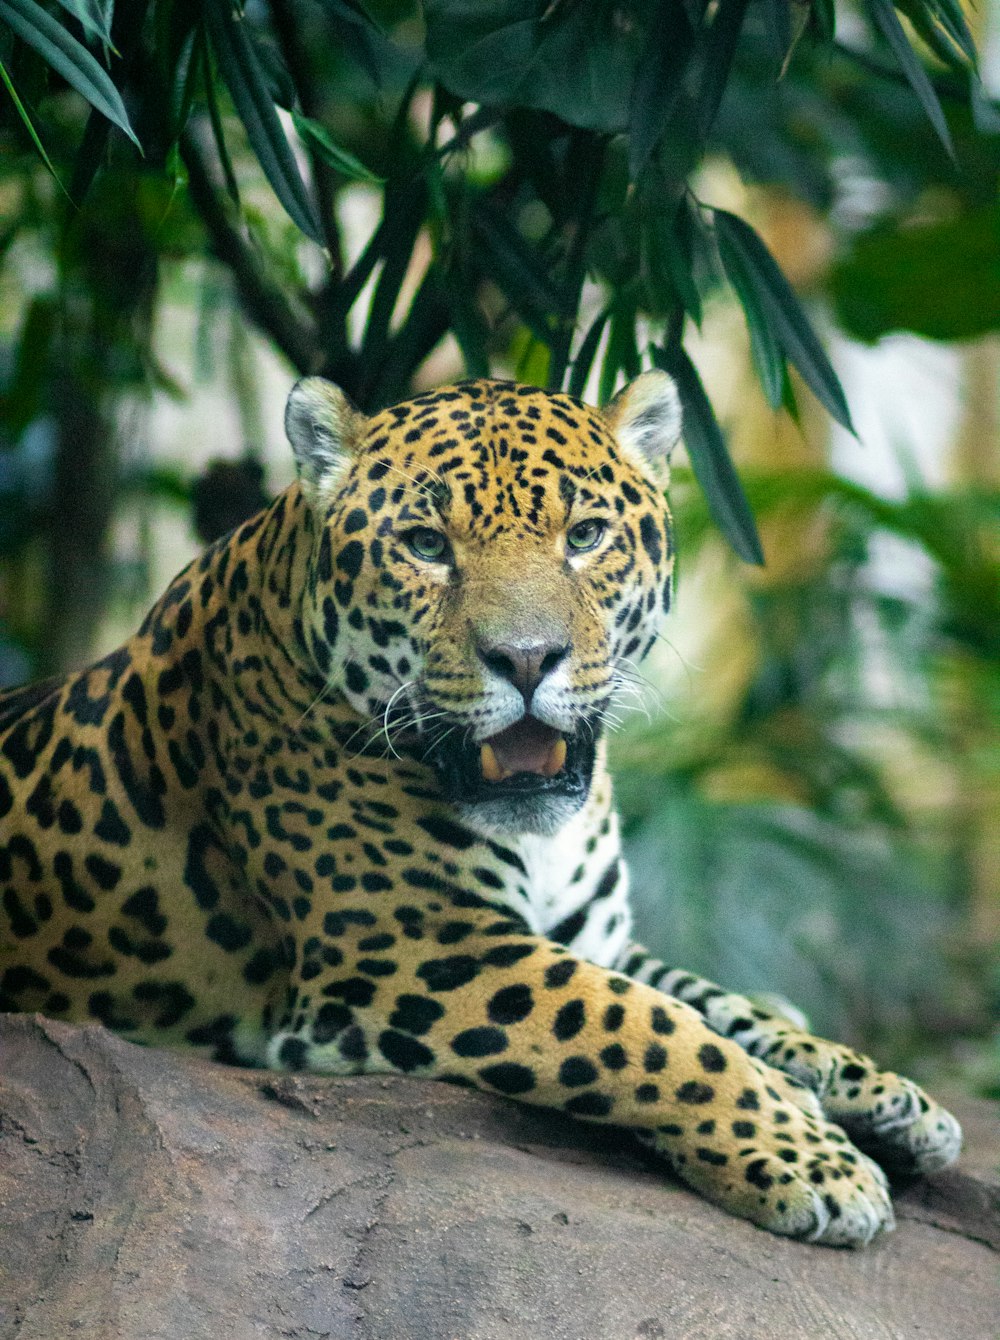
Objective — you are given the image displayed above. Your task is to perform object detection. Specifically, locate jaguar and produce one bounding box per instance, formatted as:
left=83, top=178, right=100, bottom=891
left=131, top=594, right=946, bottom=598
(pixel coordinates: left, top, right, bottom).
left=0, top=371, right=961, bottom=1244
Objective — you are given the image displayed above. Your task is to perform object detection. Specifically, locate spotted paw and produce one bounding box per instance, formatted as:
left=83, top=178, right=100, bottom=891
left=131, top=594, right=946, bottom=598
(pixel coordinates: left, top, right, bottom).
left=750, top=1033, right=963, bottom=1178
left=826, top=1071, right=962, bottom=1175
left=648, top=1073, right=896, bottom=1247
left=683, top=1124, right=892, bottom=1246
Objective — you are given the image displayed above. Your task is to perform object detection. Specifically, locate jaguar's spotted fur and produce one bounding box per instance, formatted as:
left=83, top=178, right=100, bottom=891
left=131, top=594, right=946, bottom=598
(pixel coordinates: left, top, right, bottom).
left=0, top=373, right=961, bottom=1244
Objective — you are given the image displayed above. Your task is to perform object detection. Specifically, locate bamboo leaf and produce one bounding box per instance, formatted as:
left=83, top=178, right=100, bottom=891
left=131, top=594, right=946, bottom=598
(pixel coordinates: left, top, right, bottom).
left=713, top=209, right=854, bottom=433
left=568, top=306, right=609, bottom=398
left=645, top=197, right=704, bottom=327
left=372, top=266, right=452, bottom=405
left=424, top=0, right=641, bottom=133
left=669, top=197, right=707, bottom=327
left=925, top=0, right=976, bottom=65
left=895, top=0, right=974, bottom=73
left=204, top=0, right=323, bottom=244
left=447, top=277, right=491, bottom=379
left=830, top=202, right=1000, bottom=343
left=598, top=305, right=640, bottom=406
left=810, top=0, right=836, bottom=42
left=864, top=0, right=954, bottom=158
left=653, top=341, right=765, bottom=565
left=53, top=0, right=114, bottom=48
left=311, top=0, right=380, bottom=32
left=695, top=0, right=751, bottom=138
left=716, top=220, right=785, bottom=409
left=0, top=55, right=67, bottom=191
left=6, top=294, right=58, bottom=436
left=169, top=25, right=200, bottom=139
left=628, top=1, right=693, bottom=177
left=291, top=111, right=384, bottom=185
left=471, top=205, right=566, bottom=342
left=360, top=182, right=426, bottom=366
left=0, top=0, right=138, bottom=146
left=199, top=28, right=240, bottom=208
left=68, top=105, right=109, bottom=203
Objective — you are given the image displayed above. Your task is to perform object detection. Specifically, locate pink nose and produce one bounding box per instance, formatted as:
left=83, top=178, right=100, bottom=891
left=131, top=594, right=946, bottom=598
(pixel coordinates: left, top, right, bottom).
left=476, top=639, right=570, bottom=703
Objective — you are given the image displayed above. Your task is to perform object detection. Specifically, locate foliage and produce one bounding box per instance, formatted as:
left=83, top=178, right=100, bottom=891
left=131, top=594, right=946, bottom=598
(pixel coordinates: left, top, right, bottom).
left=0, top=0, right=995, bottom=574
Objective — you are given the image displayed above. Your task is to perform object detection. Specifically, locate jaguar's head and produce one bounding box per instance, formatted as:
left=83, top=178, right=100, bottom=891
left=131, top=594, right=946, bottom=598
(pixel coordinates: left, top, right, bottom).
left=287, top=375, right=681, bottom=834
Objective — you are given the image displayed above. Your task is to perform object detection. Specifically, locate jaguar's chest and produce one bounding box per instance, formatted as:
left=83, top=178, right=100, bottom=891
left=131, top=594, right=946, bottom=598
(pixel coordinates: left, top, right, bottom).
left=421, top=748, right=629, bottom=969
left=228, top=735, right=626, bottom=957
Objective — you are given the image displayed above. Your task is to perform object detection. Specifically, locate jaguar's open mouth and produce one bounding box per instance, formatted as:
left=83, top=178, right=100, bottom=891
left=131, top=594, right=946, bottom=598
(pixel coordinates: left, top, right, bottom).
left=479, top=717, right=566, bottom=783
left=418, top=713, right=599, bottom=824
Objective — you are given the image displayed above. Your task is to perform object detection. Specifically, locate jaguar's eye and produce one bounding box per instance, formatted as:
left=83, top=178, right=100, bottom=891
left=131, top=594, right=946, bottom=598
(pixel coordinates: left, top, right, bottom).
left=404, top=526, right=450, bottom=562
left=567, top=518, right=606, bottom=552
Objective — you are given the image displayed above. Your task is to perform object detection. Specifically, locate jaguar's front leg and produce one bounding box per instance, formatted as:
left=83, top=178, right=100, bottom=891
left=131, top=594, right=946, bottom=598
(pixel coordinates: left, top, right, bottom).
left=267, top=917, right=894, bottom=1245
left=616, top=942, right=962, bottom=1176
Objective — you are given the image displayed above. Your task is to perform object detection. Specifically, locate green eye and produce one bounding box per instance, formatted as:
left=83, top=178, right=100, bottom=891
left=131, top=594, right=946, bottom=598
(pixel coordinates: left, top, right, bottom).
left=405, top=526, right=450, bottom=562
left=567, top=518, right=606, bottom=552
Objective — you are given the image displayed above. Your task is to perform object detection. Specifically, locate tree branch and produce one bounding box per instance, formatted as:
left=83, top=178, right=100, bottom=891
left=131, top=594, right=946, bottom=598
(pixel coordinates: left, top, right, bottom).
left=180, top=126, right=319, bottom=375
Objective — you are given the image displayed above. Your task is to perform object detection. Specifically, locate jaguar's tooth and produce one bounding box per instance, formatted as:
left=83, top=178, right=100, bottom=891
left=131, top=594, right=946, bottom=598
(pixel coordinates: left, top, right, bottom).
left=480, top=743, right=507, bottom=783
left=541, top=737, right=567, bottom=777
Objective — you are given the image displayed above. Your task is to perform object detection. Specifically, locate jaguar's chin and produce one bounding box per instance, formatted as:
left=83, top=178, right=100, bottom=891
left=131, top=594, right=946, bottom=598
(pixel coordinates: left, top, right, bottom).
left=419, top=715, right=600, bottom=836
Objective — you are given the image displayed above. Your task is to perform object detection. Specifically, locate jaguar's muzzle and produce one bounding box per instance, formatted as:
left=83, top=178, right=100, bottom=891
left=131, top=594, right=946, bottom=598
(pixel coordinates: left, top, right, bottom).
left=419, top=713, right=600, bottom=821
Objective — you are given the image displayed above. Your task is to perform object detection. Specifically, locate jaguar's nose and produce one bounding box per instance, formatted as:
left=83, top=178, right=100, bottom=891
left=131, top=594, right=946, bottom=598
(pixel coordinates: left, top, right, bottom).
left=476, top=639, right=570, bottom=704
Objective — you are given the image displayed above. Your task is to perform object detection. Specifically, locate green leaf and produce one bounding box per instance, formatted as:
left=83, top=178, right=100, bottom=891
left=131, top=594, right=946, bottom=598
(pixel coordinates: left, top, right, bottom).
left=424, top=0, right=643, bottom=133
left=68, top=105, right=109, bottom=203
left=653, top=341, right=765, bottom=565
left=311, top=0, right=379, bottom=31
left=645, top=196, right=704, bottom=327
left=780, top=362, right=801, bottom=426
left=568, top=306, right=609, bottom=398
left=204, top=0, right=323, bottom=244
left=863, top=0, right=954, bottom=158
left=447, top=275, right=491, bottom=379
left=681, top=0, right=709, bottom=23
left=713, top=209, right=854, bottom=434
left=471, top=205, right=567, bottom=343
left=924, top=0, right=977, bottom=65
left=169, top=24, right=200, bottom=140
left=5, top=294, right=58, bottom=437
left=598, top=304, right=640, bottom=405
left=291, top=111, right=384, bottom=185
left=760, top=0, right=791, bottom=59
left=0, top=54, right=66, bottom=190
left=199, top=28, right=240, bottom=208
left=830, top=203, right=1000, bottom=343
left=53, top=0, right=114, bottom=48
left=716, top=219, right=785, bottom=409
left=695, top=0, right=751, bottom=138
left=360, top=182, right=426, bottom=367
left=0, top=0, right=138, bottom=147
left=895, top=0, right=975, bottom=73
left=512, top=327, right=550, bottom=387
left=809, top=0, right=836, bottom=42
left=970, top=74, right=1000, bottom=135
left=369, top=266, right=452, bottom=406
left=628, top=2, right=694, bottom=177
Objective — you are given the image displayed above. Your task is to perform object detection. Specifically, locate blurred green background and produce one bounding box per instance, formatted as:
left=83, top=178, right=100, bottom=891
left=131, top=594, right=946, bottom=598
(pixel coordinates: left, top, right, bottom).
left=1, top=0, right=997, bottom=1091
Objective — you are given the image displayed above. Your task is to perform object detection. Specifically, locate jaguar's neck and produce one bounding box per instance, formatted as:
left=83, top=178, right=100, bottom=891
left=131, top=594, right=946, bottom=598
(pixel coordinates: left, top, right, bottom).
left=140, top=483, right=364, bottom=752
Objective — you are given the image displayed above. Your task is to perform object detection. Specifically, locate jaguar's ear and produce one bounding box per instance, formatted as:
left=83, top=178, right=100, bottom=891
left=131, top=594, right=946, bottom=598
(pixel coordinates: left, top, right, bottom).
left=285, top=377, right=367, bottom=503
left=604, top=370, right=682, bottom=483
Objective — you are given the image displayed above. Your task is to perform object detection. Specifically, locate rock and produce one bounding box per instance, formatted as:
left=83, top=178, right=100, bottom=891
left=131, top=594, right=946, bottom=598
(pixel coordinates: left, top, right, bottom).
left=1, top=1013, right=997, bottom=1340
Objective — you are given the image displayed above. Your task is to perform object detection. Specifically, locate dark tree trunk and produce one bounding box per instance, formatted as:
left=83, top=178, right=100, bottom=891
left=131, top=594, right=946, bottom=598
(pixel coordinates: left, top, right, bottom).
left=41, top=376, right=117, bottom=679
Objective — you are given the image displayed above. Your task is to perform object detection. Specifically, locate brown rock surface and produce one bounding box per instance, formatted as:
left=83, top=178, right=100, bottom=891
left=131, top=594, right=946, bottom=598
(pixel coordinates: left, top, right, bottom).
left=1, top=1013, right=997, bottom=1340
